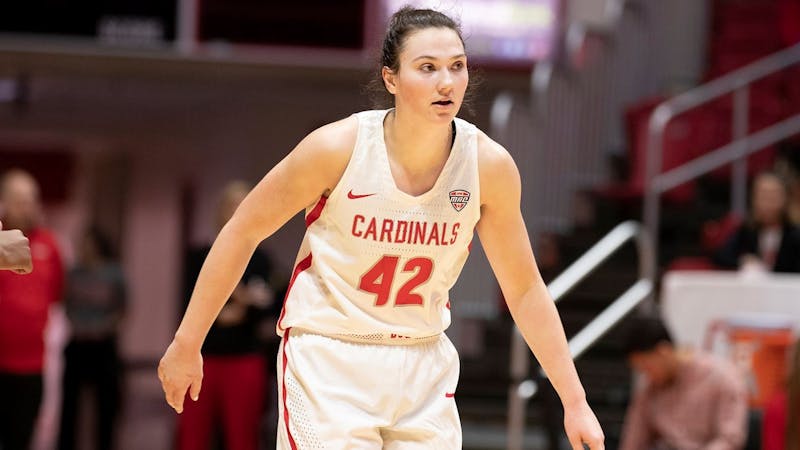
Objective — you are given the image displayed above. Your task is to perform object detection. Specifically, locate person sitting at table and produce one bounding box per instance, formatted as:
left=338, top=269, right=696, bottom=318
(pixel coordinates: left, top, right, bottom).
left=619, top=316, right=749, bottom=450
left=713, top=172, right=800, bottom=273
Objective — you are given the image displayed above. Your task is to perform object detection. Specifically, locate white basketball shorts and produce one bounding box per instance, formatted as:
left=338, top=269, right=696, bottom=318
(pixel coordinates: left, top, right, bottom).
left=276, top=328, right=461, bottom=449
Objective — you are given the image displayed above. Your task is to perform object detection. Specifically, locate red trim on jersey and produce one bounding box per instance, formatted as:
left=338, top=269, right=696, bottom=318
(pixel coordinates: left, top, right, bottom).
left=281, top=328, right=299, bottom=450
left=277, top=253, right=313, bottom=331
left=305, top=195, right=328, bottom=227
left=445, top=392, right=456, bottom=398
left=279, top=195, right=325, bottom=331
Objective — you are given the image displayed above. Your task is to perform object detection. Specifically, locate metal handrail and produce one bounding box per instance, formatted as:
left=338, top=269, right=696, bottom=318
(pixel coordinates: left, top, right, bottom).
left=507, top=221, right=654, bottom=450
left=653, top=114, right=800, bottom=193
left=490, top=91, right=516, bottom=144
left=644, top=42, right=800, bottom=279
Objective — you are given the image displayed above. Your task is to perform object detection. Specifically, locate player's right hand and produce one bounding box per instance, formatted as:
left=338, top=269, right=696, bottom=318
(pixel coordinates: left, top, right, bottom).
left=158, top=338, right=203, bottom=414
left=0, top=220, right=32, bottom=274
left=564, top=400, right=605, bottom=450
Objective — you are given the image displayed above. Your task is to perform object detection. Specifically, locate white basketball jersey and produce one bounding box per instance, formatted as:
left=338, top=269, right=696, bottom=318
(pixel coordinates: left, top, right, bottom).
left=277, top=109, right=481, bottom=340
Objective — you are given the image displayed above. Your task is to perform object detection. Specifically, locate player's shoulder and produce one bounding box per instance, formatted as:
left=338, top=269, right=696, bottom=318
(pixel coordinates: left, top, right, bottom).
left=304, top=114, right=359, bottom=155
left=475, top=129, right=519, bottom=183
left=473, top=129, right=521, bottom=206
left=291, top=114, right=360, bottom=175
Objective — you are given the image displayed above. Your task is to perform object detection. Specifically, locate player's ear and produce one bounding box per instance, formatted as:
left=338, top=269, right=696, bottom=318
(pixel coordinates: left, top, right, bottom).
left=382, top=66, right=398, bottom=95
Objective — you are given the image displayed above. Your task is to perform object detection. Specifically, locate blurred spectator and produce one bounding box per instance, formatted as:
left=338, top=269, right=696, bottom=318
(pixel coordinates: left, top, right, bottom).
left=58, top=226, right=127, bottom=450
left=0, top=219, right=32, bottom=273
left=619, top=316, right=748, bottom=450
left=713, top=172, right=800, bottom=273
left=0, top=169, right=64, bottom=450
left=790, top=177, right=800, bottom=226
left=762, top=338, right=800, bottom=450
left=177, top=181, right=278, bottom=450
left=776, top=146, right=800, bottom=226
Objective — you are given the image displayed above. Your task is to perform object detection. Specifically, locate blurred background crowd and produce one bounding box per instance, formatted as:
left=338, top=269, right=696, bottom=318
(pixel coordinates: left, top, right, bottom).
left=0, top=0, right=799, bottom=449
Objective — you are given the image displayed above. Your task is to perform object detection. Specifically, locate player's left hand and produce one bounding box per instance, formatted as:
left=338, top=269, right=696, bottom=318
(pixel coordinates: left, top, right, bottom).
left=564, top=400, right=605, bottom=450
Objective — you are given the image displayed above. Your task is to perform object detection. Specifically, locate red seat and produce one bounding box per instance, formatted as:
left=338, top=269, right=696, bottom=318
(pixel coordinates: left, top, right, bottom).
left=778, top=0, right=800, bottom=46
left=622, top=97, right=700, bottom=204
left=601, top=0, right=794, bottom=205
left=665, top=213, right=742, bottom=273
left=703, top=75, right=784, bottom=180
left=707, top=0, right=784, bottom=77
left=701, top=212, right=742, bottom=252
left=666, top=257, right=719, bottom=272
left=782, top=68, right=800, bottom=116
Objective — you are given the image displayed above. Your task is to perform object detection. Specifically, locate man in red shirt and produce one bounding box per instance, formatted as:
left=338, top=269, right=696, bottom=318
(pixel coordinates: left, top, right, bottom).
left=0, top=169, right=64, bottom=450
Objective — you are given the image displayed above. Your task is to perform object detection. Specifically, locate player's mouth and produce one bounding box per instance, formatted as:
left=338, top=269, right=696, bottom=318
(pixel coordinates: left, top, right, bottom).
left=432, top=100, right=454, bottom=107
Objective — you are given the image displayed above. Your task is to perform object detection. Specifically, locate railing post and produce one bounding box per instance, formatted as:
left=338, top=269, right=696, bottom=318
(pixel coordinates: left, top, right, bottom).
left=506, top=327, right=531, bottom=450
left=732, top=85, right=750, bottom=217
left=644, top=106, right=669, bottom=282
left=176, top=0, right=197, bottom=54
left=490, top=92, right=515, bottom=145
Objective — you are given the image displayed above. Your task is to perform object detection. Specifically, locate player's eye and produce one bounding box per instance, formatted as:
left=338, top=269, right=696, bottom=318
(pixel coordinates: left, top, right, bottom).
left=420, top=64, right=435, bottom=72
left=451, top=61, right=465, bottom=70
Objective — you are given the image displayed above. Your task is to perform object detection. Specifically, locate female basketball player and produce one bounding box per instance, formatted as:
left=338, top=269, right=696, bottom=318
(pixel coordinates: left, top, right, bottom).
left=159, top=7, right=605, bottom=450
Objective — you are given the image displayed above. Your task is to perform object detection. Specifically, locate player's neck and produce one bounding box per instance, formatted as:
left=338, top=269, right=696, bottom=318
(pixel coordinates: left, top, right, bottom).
left=384, top=109, right=453, bottom=172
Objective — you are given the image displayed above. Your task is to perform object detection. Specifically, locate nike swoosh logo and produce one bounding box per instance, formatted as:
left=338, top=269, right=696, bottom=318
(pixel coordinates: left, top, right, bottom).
left=347, top=190, right=376, bottom=199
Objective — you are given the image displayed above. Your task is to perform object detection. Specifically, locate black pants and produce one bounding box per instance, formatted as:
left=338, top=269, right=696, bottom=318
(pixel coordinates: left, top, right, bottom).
left=0, top=372, right=43, bottom=450
left=57, top=339, right=122, bottom=450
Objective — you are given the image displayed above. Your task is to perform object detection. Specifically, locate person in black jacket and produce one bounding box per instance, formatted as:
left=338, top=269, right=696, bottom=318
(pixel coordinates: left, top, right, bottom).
left=58, top=226, right=126, bottom=450
left=714, top=172, right=800, bottom=273
left=177, top=181, right=279, bottom=450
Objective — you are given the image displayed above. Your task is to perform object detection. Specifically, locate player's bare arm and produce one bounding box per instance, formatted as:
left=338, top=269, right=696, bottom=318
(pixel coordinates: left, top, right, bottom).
left=475, top=131, right=605, bottom=450
left=159, top=116, right=357, bottom=413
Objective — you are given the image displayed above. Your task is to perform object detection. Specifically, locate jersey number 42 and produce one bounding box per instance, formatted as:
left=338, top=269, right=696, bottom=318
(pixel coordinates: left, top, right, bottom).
left=358, top=256, right=433, bottom=307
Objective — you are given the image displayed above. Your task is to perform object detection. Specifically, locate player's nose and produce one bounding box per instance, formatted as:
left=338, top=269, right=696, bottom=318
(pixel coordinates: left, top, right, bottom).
left=438, top=70, right=454, bottom=92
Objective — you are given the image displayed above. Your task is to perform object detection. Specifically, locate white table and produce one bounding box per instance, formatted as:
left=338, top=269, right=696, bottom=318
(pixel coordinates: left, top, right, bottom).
left=661, top=271, right=800, bottom=349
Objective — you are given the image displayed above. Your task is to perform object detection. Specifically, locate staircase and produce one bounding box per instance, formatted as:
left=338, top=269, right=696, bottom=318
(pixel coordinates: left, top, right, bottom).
left=458, top=1, right=800, bottom=449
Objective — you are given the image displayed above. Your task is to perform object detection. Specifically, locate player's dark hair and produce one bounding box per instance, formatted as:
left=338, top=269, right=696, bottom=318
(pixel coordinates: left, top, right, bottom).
left=381, top=7, right=464, bottom=74
left=367, top=7, right=478, bottom=114
left=621, top=316, right=674, bottom=355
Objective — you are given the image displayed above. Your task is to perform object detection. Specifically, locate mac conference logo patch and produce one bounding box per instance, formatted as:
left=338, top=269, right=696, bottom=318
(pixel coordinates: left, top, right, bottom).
left=449, top=189, right=470, bottom=212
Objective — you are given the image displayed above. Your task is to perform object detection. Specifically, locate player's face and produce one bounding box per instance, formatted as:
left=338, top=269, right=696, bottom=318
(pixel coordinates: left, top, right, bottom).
left=389, top=27, right=468, bottom=123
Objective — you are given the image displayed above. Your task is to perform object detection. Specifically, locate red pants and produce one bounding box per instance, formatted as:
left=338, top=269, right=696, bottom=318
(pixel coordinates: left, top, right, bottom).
left=177, top=354, right=267, bottom=450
